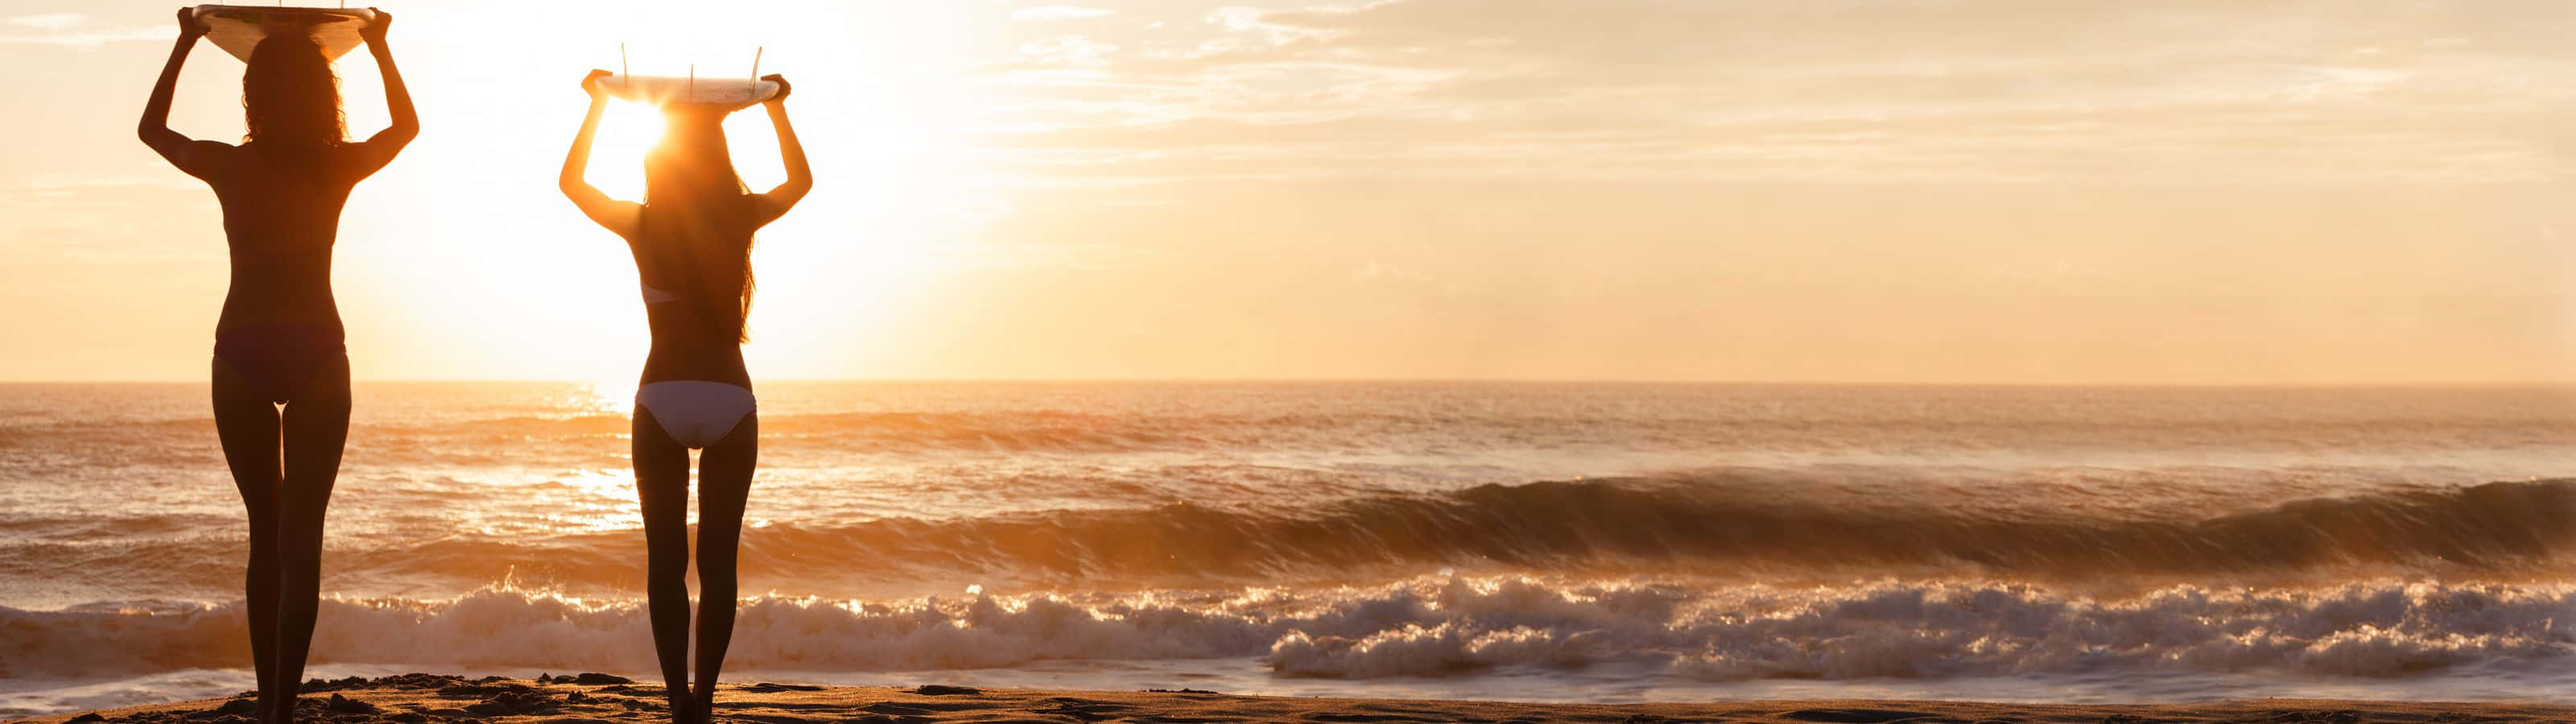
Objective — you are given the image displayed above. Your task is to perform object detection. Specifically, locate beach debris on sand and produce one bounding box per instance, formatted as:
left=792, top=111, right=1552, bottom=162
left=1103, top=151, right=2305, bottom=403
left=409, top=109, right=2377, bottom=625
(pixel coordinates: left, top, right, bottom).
left=910, top=685, right=982, bottom=696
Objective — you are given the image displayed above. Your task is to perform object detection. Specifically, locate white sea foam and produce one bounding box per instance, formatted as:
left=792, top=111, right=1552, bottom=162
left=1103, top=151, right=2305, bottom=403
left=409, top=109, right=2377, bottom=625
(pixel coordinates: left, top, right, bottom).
left=6, top=577, right=2568, bottom=682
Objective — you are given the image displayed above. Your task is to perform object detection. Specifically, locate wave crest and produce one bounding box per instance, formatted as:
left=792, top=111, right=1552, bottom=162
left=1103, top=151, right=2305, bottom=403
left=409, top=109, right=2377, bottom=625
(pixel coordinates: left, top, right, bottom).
left=6, top=478, right=2570, bottom=603
left=6, top=577, right=2570, bottom=681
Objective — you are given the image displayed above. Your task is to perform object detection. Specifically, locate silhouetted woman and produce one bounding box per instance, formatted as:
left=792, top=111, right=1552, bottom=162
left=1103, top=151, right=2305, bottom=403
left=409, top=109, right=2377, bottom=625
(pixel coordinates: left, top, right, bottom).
left=138, top=7, right=414, bottom=724
left=559, top=69, right=810, bottom=723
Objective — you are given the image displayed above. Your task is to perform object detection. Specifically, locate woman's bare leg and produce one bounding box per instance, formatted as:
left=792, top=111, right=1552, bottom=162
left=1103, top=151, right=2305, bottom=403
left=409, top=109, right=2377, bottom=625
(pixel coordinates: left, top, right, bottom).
left=690, top=414, right=757, bottom=720
left=211, top=358, right=283, bottom=722
left=633, top=408, right=697, bottom=722
left=271, top=358, right=349, bottom=724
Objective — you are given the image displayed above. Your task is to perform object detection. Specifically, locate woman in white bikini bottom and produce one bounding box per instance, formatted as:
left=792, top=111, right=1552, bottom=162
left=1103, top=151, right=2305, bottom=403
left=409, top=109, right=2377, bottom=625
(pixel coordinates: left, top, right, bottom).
left=559, top=68, right=811, bottom=724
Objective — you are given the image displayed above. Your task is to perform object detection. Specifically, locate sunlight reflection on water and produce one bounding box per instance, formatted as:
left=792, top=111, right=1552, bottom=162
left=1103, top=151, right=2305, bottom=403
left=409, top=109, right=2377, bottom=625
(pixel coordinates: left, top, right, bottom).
left=582, top=379, right=638, bottom=415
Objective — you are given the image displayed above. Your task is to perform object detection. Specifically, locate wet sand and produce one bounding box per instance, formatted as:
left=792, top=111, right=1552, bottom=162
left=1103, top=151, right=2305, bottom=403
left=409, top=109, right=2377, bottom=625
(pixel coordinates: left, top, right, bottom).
left=14, top=674, right=2573, bottom=723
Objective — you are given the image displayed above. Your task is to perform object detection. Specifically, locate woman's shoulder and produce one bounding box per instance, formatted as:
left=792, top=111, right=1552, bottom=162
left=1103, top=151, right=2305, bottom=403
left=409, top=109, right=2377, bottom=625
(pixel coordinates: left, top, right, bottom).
left=237, top=140, right=380, bottom=180
left=233, top=139, right=349, bottom=163
left=236, top=138, right=369, bottom=156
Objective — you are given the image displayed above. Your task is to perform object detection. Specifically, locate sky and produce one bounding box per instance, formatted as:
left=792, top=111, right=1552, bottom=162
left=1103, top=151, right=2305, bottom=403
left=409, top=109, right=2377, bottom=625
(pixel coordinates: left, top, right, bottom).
left=2, top=0, right=2572, bottom=384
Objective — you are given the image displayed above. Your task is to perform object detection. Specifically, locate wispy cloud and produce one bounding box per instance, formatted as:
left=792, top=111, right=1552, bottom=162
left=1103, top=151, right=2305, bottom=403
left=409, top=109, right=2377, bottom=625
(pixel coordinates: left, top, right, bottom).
left=0, top=13, right=161, bottom=47
left=1010, top=6, right=1117, bottom=22
left=957, top=0, right=2576, bottom=187
left=7, top=13, right=85, bottom=30
left=4, top=175, right=204, bottom=193
left=1015, top=35, right=1121, bottom=68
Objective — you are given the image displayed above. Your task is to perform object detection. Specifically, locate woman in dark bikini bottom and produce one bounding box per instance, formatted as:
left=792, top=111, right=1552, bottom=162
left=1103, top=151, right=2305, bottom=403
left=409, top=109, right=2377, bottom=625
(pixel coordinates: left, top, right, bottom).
left=139, top=7, right=416, bottom=723
left=215, top=324, right=352, bottom=403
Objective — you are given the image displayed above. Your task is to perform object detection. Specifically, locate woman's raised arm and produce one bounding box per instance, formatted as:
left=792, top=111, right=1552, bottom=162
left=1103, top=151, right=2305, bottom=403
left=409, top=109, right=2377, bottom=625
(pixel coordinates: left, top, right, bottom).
left=560, top=69, right=639, bottom=236
left=751, top=75, right=811, bottom=224
left=345, top=8, right=417, bottom=178
left=138, top=8, right=225, bottom=180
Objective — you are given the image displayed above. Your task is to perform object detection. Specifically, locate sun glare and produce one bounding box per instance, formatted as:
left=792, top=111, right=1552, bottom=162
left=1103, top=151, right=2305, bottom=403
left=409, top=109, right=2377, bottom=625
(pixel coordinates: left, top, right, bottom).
left=585, top=101, right=668, bottom=201
left=581, top=379, right=638, bottom=416
left=308, top=0, right=1005, bottom=381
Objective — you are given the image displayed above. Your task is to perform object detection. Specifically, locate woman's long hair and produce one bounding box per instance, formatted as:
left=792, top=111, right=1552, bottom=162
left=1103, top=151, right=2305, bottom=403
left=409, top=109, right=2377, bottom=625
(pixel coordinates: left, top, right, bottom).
left=242, top=33, right=346, bottom=148
left=639, top=109, right=757, bottom=343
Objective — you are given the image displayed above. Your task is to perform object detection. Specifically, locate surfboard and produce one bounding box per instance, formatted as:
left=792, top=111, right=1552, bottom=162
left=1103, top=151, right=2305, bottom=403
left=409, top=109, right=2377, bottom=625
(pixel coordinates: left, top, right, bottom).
left=602, top=75, right=782, bottom=110
left=192, top=5, right=378, bottom=63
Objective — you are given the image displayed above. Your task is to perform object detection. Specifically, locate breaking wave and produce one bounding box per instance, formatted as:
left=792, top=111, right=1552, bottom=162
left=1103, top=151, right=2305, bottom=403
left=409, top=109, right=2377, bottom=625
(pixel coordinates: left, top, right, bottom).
left=7, top=479, right=2570, bottom=600
left=6, top=577, right=2568, bottom=681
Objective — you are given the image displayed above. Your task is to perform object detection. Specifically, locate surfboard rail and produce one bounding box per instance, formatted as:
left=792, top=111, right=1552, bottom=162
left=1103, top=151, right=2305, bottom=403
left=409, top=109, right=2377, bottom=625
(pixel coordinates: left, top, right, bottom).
left=601, top=75, right=782, bottom=110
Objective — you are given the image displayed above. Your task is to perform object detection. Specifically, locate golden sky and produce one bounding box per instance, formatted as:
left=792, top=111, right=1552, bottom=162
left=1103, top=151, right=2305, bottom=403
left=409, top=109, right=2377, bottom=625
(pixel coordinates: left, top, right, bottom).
left=3, top=0, right=2572, bottom=383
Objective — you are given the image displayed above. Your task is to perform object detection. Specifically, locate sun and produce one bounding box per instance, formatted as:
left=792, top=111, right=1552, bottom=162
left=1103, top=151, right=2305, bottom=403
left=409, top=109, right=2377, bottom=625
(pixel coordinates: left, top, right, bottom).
left=582, top=101, right=668, bottom=201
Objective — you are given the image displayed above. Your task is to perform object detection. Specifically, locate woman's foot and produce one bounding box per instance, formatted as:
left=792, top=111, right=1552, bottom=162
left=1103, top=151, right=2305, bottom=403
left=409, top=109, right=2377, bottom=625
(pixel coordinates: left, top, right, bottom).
left=691, top=688, right=717, bottom=723
left=667, top=689, right=697, bottom=724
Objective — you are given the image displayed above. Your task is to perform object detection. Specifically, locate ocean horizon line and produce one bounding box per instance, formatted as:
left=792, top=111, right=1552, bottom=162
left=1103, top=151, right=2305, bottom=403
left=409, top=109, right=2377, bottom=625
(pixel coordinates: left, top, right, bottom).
left=6, top=376, right=2576, bottom=389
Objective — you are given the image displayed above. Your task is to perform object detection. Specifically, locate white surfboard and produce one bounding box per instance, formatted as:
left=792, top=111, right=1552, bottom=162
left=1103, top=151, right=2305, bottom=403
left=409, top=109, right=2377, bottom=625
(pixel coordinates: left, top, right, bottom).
left=192, top=5, right=377, bottom=64
left=602, top=75, right=781, bottom=110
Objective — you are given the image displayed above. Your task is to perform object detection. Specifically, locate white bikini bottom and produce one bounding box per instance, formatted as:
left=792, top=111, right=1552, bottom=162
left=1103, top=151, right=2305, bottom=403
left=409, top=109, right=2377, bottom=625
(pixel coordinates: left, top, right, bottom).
left=636, top=381, right=756, bottom=449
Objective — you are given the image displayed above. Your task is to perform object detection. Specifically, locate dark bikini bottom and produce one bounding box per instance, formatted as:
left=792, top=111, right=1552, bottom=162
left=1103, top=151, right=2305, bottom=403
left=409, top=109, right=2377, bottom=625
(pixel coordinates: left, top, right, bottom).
left=213, top=325, right=347, bottom=404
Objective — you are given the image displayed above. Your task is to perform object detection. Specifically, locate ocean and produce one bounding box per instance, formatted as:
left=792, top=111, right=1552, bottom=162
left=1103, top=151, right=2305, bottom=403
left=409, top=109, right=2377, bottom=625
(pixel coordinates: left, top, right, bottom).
left=1, top=381, right=2570, bottom=716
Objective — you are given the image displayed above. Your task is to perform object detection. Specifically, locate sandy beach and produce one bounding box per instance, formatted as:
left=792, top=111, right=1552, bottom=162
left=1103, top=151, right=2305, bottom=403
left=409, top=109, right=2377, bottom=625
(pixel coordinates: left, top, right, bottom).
left=15, top=674, right=2574, bottom=724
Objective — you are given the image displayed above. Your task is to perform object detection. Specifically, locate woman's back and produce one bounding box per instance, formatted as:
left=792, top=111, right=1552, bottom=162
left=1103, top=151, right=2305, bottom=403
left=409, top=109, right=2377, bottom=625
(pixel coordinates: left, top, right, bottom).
left=602, top=109, right=771, bottom=387
left=626, top=217, right=758, bottom=386
left=208, top=142, right=361, bottom=338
